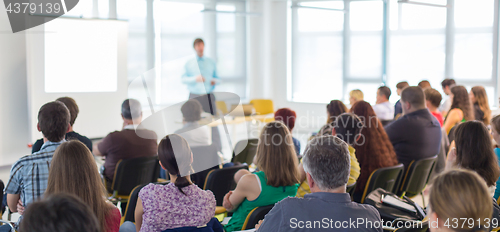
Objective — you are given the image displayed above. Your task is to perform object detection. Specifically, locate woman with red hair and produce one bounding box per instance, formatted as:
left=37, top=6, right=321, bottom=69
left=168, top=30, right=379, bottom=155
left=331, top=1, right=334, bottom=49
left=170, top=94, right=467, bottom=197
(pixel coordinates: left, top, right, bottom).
left=274, top=108, right=300, bottom=156
left=350, top=101, right=399, bottom=197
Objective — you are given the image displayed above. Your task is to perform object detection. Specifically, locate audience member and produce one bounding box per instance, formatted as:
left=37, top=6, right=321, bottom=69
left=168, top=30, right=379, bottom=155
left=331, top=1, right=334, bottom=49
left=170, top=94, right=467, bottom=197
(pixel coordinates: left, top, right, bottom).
left=470, top=86, right=491, bottom=126
left=491, top=115, right=500, bottom=200
left=317, top=100, right=348, bottom=137
left=120, top=134, right=217, bottom=232
left=94, top=99, right=158, bottom=189
left=349, top=89, right=364, bottom=106
left=394, top=81, right=409, bottom=118
left=45, top=140, right=120, bottom=232
left=174, top=99, right=211, bottom=147
left=443, top=85, right=473, bottom=135
left=19, top=194, right=100, bottom=232
left=256, top=136, right=382, bottom=232
left=439, top=78, right=456, bottom=116
left=418, top=80, right=431, bottom=90
left=32, top=97, right=92, bottom=153
left=275, top=108, right=301, bottom=156
left=424, top=88, right=444, bottom=126
left=372, top=86, right=394, bottom=120
left=223, top=121, right=299, bottom=232
left=385, top=87, right=442, bottom=170
left=296, top=113, right=361, bottom=198
left=350, top=101, right=399, bottom=194
left=446, top=121, right=500, bottom=196
left=5, top=101, right=70, bottom=219
left=428, top=169, right=493, bottom=232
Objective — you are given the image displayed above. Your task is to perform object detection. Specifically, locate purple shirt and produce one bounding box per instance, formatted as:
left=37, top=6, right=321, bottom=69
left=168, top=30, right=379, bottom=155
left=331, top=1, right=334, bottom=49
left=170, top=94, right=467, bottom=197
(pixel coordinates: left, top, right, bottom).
left=139, top=183, right=216, bottom=232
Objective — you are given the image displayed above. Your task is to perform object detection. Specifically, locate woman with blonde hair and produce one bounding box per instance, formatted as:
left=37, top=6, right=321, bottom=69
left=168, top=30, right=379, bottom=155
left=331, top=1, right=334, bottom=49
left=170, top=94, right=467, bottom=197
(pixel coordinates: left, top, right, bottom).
left=349, top=89, right=364, bottom=106
left=428, top=169, right=493, bottom=232
left=45, top=140, right=121, bottom=232
left=470, top=86, right=491, bottom=126
left=223, top=121, right=300, bottom=232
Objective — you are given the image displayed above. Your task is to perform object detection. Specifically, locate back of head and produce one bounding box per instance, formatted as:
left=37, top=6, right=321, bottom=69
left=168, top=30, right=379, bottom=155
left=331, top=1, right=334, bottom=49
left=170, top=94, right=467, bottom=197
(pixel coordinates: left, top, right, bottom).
left=378, top=86, right=391, bottom=100
left=20, top=193, right=100, bottom=232
left=396, top=81, right=409, bottom=90
left=46, top=140, right=109, bottom=231
left=181, top=99, right=203, bottom=122
left=471, top=86, right=491, bottom=125
left=255, top=121, right=299, bottom=187
left=274, top=108, right=297, bottom=131
left=122, top=99, right=142, bottom=120
left=424, top=88, right=442, bottom=108
left=441, top=78, right=456, bottom=89
left=450, top=85, right=473, bottom=121
left=158, top=134, right=193, bottom=194
left=454, top=121, right=500, bottom=186
left=401, top=86, right=426, bottom=109
left=56, top=97, right=79, bottom=126
left=418, top=80, right=431, bottom=89
left=302, top=136, right=350, bottom=191
left=429, top=169, right=492, bottom=231
left=334, top=113, right=363, bottom=145
left=326, top=100, right=348, bottom=122
left=38, top=101, right=70, bottom=142
left=491, top=114, right=500, bottom=135
left=349, top=89, right=364, bottom=101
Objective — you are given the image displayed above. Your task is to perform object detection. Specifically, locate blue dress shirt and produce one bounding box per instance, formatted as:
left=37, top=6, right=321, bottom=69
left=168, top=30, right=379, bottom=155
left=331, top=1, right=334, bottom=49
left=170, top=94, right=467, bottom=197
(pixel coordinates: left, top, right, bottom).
left=182, top=56, right=219, bottom=95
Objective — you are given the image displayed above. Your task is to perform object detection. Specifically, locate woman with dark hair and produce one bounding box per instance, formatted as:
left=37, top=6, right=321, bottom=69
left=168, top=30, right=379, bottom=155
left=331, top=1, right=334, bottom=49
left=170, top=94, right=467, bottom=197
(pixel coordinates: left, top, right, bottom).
left=470, top=86, right=491, bottom=126
left=316, top=100, right=348, bottom=137
left=120, top=134, right=218, bottom=232
left=274, top=108, right=301, bottom=156
left=446, top=121, right=500, bottom=196
left=443, top=85, right=474, bottom=135
left=350, top=101, right=399, bottom=194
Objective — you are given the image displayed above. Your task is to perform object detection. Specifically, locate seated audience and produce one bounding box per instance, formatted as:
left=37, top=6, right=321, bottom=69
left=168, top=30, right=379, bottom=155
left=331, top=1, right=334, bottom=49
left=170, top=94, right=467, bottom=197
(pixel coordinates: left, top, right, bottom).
left=443, top=85, right=473, bottom=136
left=385, top=87, right=442, bottom=170
left=120, top=134, right=217, bottom=232
left=492, top=115, right=500, bottom=199
left=317, top=100, right=348, bottom=137
left=256, top=136, right=382, bottom=232
left=394, top=81, right=409, bottom=118
left=174, top=99, right=211, bottom=147
left=439, top=78, right=456, bottom=116
left=5, top=101, right=70, bottom=221
left=274, top=108, right=301, bottom=156
left=445, top=121, right=500, bottom=196
left=428, top=170, right=493, bottom=232
left=19, top=194, right=100, bottom=232
left=418, top=80, right=431, bottom=90
left=45, top=140, right=121, bottom=232
left=424, top=88, right=444, bottom=126
left=372, top=86, right=394, bottom=120
left=350, top=101, right=398, bottom=194
left=470, top=86, right=491, bottom=126
left=223, top=121, right=299, bottom=232
left=94, top=99, right=158, bottom=189
left=32, top=97, right=92, bottom=153
left=349, top=89, right=364, bottom=106
left=297, top=113, right=361, bottom=198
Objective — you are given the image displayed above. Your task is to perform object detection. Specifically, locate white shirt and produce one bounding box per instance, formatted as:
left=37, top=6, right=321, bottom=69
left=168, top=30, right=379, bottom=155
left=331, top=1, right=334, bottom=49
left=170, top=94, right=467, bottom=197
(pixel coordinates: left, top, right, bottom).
left=175, top=122, right=212, bottom=147
left=373, top=101, right=395, bottom=120
left=439, top=97, right=452, bottom=114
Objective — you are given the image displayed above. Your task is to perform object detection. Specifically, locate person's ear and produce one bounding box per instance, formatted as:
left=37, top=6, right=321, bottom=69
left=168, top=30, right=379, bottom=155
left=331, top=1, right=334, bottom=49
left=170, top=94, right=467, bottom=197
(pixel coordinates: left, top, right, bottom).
left=66, top=123, right=71, bottom=133
left=306, top=172, right=315, bottom=189
left=37, top=123, right=41, bottom=132
left=121, top=114, right=125, bottom=120
left=332, top=128, right=336, bottom=136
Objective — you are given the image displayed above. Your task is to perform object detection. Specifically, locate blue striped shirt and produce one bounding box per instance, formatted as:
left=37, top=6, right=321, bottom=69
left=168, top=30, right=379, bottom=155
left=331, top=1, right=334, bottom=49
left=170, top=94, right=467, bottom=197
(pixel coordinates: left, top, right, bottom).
left=5, top=140, right=64, bottom=207
left=181, top=56, right=219, bottom=94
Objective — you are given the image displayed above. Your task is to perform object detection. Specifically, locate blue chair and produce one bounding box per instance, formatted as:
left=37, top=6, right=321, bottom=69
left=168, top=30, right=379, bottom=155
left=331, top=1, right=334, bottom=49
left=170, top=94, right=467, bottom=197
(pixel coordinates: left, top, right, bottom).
left=161, top=218, right=223, bottom=232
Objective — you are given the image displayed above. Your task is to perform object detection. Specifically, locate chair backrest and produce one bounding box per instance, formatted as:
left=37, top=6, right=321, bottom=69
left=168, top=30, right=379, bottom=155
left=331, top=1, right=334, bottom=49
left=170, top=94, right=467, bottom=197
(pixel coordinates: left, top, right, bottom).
left=190, top=145, right=221, bottom=188
left=162, top=218, right=222, bottom=232
left=361, top=164, right=404, bottom=204
left=398, top=156, right=438, bottom=197
left=241, top=205, right=275, bottom=230
left=249, top=99, right=274, bottom=115
left=112, top=156, right=161, bottom=196
left=203, top=165, right=249, bottom=206
left=122, top=183, right=148, bottom=222
left=215, top=101, right=228, bottom=115
left=231, top=139, right=259, bottom=164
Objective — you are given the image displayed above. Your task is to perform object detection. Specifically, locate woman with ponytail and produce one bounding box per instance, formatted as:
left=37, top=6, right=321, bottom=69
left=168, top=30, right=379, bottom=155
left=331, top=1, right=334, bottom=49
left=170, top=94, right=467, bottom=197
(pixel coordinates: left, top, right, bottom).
left=120, top=134, right=217, bottom=232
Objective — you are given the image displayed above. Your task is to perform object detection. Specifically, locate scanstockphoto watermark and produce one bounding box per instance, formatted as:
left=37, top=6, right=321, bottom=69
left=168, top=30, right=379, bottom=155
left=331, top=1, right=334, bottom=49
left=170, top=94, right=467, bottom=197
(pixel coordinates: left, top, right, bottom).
left=289, top=218, right=424, bottom=229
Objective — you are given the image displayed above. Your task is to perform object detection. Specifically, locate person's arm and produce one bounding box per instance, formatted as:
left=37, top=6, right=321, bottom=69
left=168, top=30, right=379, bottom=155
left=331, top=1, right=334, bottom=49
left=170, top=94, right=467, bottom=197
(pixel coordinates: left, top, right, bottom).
left=6, top=194, right=20, bottom=213
left=443, top=109, right=461, bottom=135
left=134, top=198, right=144, bottom=232
left=181, top=61, right=198, bottom=84
left=93, top=135, right=112, bottom=157
left=445, top=141, right=457, bottom=171
left=223, top=174, right=258, bottom=212
left=210, top=60, right=219, bottom=86
left=383, top=120, right=403, bottom=144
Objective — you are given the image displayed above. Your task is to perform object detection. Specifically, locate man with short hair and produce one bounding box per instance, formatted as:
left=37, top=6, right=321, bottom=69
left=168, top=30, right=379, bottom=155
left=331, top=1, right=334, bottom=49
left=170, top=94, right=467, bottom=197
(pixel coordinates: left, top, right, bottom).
left=418, top=80, right=431, bottom=90
left=424, top=88, right=444, bottom=126
left=394, top=81, right=409, bottom=118
left=94, top=99, right=157, bottom=187
left=373, top=86, right=394, bottom=120
left=384, top=87, right=442, bottom=170
left=5, top=101, right=70, bottom=217
left=439, top=78, right=456, bottom=116
left=256, top=136, right=382, bottom=232
left=175, top=99, right=211, bottom=147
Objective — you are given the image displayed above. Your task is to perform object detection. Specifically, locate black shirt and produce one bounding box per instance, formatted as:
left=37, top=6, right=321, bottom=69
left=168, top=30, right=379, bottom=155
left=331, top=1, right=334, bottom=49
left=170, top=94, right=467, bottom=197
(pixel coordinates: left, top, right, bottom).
left=31, top=131, right=93, bottom=153
left=384, top=109, right=442, bottom=170
left=474, top=103, right=485, bottom=122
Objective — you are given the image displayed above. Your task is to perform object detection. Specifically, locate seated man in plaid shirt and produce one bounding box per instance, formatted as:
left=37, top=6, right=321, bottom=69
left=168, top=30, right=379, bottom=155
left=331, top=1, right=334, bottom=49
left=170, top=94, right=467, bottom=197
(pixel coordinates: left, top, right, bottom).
left=4, top=101, right=70, bottom=222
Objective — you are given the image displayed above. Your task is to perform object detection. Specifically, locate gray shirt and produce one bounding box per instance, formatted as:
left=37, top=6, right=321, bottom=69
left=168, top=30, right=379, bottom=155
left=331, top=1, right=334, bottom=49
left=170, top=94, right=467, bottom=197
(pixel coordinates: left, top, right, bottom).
left=257, top=192, right=383, bottom=232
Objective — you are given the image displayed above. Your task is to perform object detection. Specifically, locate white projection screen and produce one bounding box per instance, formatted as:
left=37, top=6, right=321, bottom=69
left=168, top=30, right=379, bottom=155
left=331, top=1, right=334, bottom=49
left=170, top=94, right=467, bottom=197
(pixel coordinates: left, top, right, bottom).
left=26, top=17, right=128, bottom=144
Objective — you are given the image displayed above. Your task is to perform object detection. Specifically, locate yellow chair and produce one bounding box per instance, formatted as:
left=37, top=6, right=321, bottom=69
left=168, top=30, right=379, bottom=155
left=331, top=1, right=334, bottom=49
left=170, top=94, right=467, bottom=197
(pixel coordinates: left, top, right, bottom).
left=250, top=99, right=274, bottom=115
left=216, top=101, right=228, bottom=115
